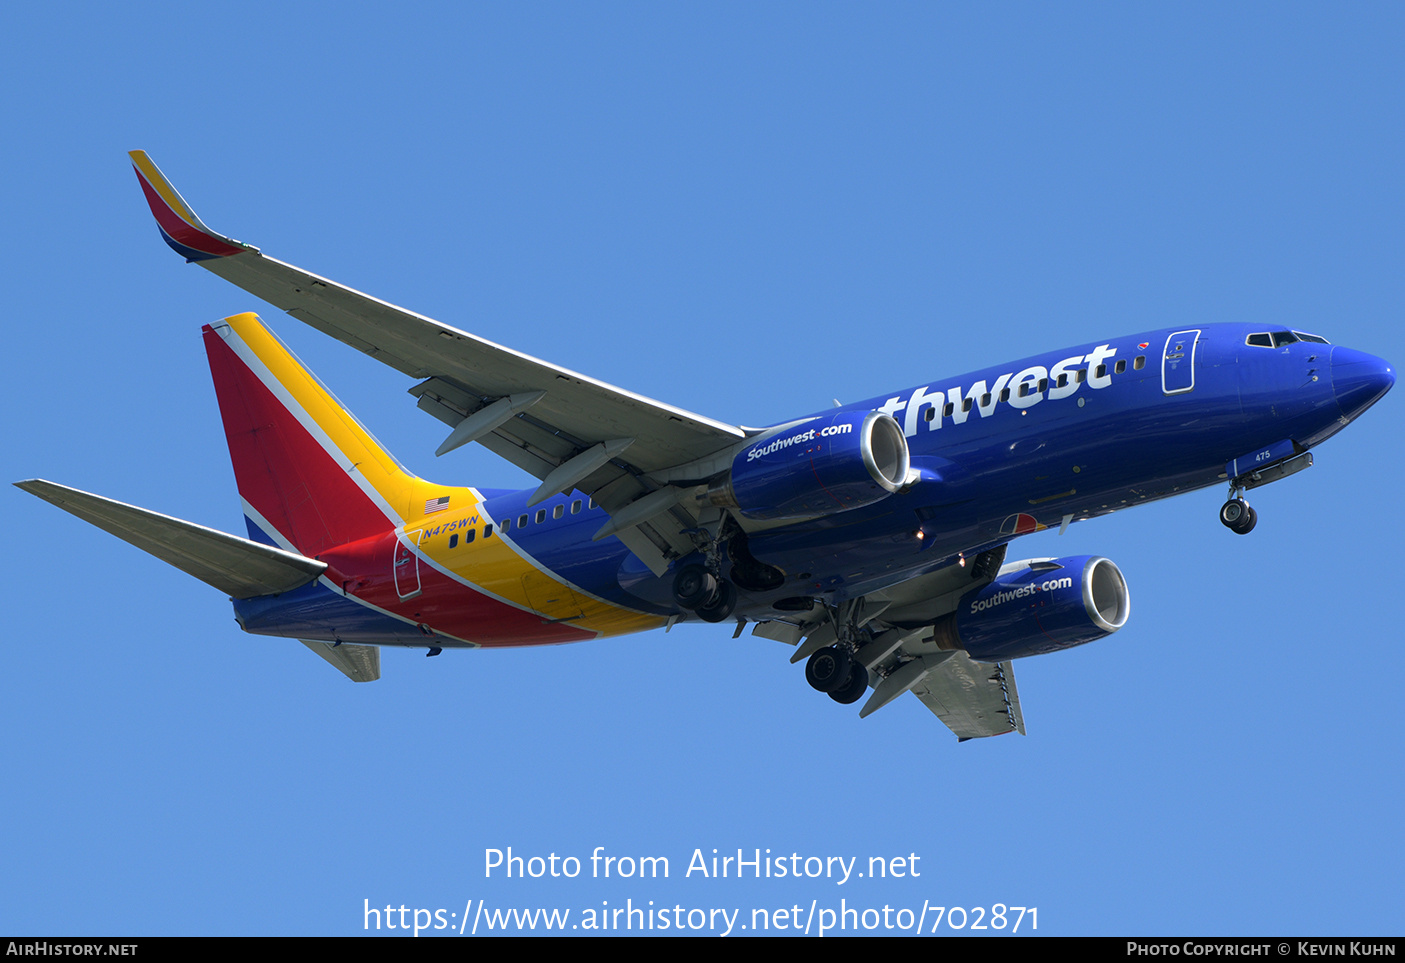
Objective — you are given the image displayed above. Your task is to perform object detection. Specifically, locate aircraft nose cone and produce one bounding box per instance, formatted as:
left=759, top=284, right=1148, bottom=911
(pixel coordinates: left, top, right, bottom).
left=1331, top=346, right=1395, bottom=421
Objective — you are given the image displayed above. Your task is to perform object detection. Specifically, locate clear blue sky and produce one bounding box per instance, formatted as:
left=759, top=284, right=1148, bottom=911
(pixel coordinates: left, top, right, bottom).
left=3, top=2, right=1402, bottom=936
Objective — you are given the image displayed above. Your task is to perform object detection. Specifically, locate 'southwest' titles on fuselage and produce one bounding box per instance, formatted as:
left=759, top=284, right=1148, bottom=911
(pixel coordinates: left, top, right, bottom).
left=878, top=343, right=1124, bottom=436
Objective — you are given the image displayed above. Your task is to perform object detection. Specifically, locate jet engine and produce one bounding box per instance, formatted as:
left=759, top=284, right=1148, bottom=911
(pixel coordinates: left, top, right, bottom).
left=932, top=555, right=1130, bottom=662
left=707, top=411, right=910, bottom=520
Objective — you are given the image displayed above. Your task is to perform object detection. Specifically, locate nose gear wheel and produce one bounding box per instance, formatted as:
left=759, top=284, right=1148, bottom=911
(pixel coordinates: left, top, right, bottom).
left=1219, top=482, right=1258, bottom=535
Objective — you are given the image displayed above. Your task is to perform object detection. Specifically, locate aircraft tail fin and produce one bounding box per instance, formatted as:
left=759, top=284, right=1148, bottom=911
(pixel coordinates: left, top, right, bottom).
left=13, top=479, right=326, bottom=599
left=204, top=312, right=473, bottom=556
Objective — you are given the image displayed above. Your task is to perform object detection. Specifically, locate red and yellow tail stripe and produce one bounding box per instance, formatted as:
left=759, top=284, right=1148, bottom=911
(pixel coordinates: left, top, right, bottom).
left=207, top=313, right=466, bottom=549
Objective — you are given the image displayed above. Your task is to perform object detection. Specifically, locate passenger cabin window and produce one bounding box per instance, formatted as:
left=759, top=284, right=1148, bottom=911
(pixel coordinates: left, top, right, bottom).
left=998, top=388, right=1010, bottom=403
left=924, top=407, right=936, bottom=422
left=1114, top=360, right=1126, bottom=375
left=535, top=509, right=546, bottom=524
left=518, top=514, right=529, bottom=528
left=465, top=528, right=475, bottom=544
left=449, top=533, right=459, bottom=549
left=962, top=398, right=973, bottom=413
left=1076, top=369, right=1087, bottom=383
left=588, top=497, right=596, bottom=510
left=1134, top=355, right=1146, bottom=369
left=484, top=524, right=493, bottom=538
left=943, top=402, right=954, bottom=417
left=571, top=500, right=581, bottom=514
left=501, top=518, right=511, bottom=533
left=1057, top=373, right=1068, bottom=388
left=553, top=504, right=564, bottom=520
left=1095, top=364, right=1107, bottom=378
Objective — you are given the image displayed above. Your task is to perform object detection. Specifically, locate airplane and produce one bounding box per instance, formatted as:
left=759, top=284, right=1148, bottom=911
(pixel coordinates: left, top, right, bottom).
left=15, top=151, right=1395, bottom=740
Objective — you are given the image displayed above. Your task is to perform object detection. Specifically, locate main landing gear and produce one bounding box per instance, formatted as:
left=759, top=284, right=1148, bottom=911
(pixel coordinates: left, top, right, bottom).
left=671, top=564, right=738, bottom=622
left=805, top=645, right=869, bottom=705
left=1219, top=488, right=1258, bottom=535
left=671, top=513, right=766, bottom=624
left=799, top=599, right=872, bottom=705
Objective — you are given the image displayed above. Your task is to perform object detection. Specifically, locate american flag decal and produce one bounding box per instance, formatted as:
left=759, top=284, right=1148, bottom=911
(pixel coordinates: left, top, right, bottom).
left=424, top=495, right=451, bottom=514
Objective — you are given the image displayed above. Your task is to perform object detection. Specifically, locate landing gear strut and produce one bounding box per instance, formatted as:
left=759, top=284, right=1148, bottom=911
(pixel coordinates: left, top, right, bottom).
left=1219, top=484, right=1257, bottom=535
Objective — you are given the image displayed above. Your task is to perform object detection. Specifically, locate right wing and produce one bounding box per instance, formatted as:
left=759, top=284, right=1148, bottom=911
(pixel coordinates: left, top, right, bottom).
left=130, top=151, right=749, bottom=573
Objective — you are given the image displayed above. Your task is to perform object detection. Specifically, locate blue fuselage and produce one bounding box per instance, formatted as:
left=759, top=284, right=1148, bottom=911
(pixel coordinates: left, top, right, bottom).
left=482, top=322, right=1391, bottom=619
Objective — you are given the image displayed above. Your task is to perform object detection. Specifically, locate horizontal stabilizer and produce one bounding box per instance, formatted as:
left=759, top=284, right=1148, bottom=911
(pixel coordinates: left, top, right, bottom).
left=15, top=479, right=326, bottom=599
left=300, top=640, right=381, bottom=682
left=911, top=653, right=1026, bottom=739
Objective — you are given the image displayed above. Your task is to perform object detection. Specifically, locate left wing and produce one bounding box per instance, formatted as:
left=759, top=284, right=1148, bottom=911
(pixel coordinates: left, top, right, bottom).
left=130, top=151, right=747, bottom=572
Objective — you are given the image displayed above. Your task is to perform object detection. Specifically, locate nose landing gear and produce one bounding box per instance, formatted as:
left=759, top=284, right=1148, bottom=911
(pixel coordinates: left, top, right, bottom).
left=1219, top=490, right=1258, bottom=535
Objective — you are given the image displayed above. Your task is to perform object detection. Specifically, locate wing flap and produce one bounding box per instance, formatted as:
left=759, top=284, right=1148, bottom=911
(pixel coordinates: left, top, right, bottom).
left=16, top=480, right=326, bottom=599
left=911, top=654, right=1025, bottom=739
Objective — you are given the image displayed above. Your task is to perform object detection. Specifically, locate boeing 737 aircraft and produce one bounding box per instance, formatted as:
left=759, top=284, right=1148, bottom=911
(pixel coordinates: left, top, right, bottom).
left=15, top=152, right=1396, bottom=739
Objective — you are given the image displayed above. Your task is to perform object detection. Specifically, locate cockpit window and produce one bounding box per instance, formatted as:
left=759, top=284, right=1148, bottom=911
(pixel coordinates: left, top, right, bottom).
left=1247, top=330, right=1330, bottom=348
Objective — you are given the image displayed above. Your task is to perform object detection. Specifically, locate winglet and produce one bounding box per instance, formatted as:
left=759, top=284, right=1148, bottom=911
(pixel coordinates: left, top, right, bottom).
left=128, top=150, right=260, bottom=262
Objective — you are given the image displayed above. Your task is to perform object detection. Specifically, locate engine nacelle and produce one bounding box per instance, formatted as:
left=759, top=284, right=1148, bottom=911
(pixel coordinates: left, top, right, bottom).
left=708, top=411, right=910, bottom=521
left=932, top=555, right=1130, bottom=662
